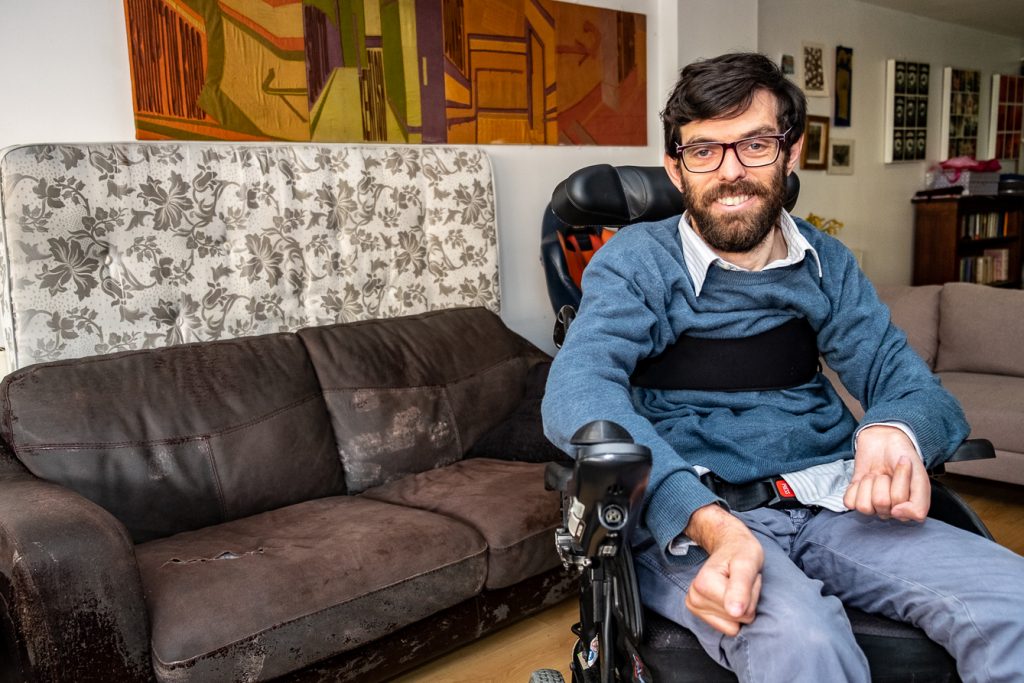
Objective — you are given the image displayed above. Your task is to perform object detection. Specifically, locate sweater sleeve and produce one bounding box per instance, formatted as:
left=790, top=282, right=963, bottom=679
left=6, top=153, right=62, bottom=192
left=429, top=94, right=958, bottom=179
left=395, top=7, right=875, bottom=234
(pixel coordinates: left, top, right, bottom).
left=541, top=233, right=720, bottom=555
left=814, top=237, right=969, bottom=467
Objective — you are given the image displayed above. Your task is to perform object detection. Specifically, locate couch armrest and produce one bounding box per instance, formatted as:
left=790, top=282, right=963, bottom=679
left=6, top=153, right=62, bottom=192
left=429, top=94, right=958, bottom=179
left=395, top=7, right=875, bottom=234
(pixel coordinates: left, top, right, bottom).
left=0, top=471, right=151, bottom=682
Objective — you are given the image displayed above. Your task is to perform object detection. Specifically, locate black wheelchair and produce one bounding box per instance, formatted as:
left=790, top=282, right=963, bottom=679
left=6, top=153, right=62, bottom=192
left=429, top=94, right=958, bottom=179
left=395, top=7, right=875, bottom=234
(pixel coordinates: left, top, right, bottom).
left=531, top=165, right=996, bottom=683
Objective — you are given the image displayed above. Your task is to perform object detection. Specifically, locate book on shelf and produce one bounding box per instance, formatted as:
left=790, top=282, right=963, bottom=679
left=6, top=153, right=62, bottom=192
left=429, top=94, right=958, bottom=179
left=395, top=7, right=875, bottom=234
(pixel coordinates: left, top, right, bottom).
left=960, top=249, right=1010, bottom=284
left=959, top=211, right=1007, bottom=239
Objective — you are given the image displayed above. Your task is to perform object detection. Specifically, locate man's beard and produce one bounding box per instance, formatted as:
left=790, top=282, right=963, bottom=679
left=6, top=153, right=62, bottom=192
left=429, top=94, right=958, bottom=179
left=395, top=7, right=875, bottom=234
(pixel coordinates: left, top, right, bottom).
left=681, top=163, right=787, bottom=253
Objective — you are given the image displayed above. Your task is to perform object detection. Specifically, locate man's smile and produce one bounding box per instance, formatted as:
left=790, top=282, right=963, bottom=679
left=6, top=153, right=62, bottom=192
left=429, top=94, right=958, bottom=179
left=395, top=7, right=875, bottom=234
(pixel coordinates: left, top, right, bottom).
left=716, top=194, right=755, bottom=208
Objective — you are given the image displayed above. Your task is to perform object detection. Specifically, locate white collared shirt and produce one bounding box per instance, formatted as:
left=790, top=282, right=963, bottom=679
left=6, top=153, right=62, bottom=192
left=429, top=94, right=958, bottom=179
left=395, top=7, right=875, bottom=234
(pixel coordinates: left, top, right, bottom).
left=677, top=209, right=823, bottom=296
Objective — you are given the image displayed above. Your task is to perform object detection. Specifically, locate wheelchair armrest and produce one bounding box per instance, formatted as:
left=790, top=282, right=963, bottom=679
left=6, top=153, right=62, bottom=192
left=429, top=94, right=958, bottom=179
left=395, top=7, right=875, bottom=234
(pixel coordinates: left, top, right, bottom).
left=929, top=477, right=994, bottom=540
left=946, top=438, right=995, bottom=463
left=925, top=439, right=996, bottom=540
left=929, top=439, right=995, bottom=476
left=545, top=461, right=573, bottom=492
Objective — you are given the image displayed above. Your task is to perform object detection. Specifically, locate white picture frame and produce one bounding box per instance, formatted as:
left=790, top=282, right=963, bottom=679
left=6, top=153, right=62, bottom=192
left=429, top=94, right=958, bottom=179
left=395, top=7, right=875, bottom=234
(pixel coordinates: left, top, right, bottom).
left=986, top=73, right=1024, bottom=161
left=939, top=66, right=981, bottom=160
left=884, top=58, right=929, bottom=163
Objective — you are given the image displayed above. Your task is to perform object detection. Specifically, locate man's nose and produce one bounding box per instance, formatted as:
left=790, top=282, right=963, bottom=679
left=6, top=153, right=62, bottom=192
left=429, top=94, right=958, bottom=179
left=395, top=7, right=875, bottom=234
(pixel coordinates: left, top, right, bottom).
left=717, top=146, right=747, bottom=182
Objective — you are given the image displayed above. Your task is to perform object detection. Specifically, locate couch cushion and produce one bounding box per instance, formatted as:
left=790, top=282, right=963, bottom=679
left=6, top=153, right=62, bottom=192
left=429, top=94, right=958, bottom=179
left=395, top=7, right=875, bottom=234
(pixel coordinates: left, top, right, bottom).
left=360, top=458, right=561, bottom=589
left=936, top=372, right=1024, bottom=455
left=875, top=284, right=942, bottom=367
left=298, top=307, right=549, bottom=492
left=465, top=361, right=571, bottom=464
left=135, top=495, right=487, bottom=683
left=936, top=283, right=1024, bottom=377
left=0, top=334, right=345, bottom=542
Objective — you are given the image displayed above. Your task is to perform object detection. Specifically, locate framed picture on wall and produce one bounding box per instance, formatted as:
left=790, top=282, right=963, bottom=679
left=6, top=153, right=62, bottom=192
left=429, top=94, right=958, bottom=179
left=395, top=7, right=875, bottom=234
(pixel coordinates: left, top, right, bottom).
left=828, top=138, right=854, bottom=175
left=801, top=115, right=830, bottom=170
left=940, top=67, right=981, bottom=160
left=834, top=46, right=853, bottom=126
left=801, top=42, right=829, bottom=97
left=884, top=59, right=929, bottom=163
left=986, top=73, right=1024, bottom=161
left=780, top=54, right=796, bottom=76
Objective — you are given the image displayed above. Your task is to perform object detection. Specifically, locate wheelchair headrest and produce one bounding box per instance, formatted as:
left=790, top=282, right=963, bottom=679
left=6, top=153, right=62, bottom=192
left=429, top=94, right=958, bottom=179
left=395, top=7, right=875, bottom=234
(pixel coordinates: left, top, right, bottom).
left=550, top=164, right=801, bottom=227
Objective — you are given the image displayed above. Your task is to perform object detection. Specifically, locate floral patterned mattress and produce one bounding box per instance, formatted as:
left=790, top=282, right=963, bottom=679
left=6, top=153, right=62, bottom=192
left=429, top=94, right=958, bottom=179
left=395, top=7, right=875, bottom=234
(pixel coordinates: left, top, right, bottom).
left=0, top=143, right=499, bottom=372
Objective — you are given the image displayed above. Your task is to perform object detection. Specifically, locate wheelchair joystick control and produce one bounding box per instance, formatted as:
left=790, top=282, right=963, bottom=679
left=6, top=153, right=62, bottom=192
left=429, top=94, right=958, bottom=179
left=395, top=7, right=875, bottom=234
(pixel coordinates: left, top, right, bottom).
left=553, top=421, right=652, bottom=565
left=545, top=421, right=653, bottom=682
left=570, top=419, right=632, bottom=446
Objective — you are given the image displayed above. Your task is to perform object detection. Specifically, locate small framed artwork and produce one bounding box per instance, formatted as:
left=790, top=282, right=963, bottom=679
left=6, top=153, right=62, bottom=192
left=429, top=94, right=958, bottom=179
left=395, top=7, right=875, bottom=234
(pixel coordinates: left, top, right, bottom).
left=801, top=42, right=829, bottom=97
left=940, top=67, right=981, bottom=160
left=834, top=46, right=853, bottom=126
left=801, top=115, right=830, bottom=170
left=828, top=138, right=854, bottom=175
left=884, top=59, right=930, bottom=163
left=780, top=54, right=795, bottom=76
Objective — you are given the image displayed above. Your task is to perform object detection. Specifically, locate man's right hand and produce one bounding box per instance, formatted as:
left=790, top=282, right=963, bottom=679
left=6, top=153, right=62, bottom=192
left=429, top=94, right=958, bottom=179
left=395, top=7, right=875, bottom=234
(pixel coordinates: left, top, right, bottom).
left=683, top=503, right=764, bottom=637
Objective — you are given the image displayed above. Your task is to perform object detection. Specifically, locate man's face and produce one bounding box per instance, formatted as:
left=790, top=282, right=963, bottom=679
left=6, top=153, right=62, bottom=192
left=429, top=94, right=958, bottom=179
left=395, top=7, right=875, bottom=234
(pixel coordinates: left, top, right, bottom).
left=664, top=90, right=802, bottom=253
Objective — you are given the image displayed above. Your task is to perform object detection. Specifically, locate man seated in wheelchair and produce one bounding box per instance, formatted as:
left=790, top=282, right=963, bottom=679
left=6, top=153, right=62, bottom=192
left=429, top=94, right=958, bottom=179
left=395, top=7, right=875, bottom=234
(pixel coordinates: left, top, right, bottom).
left=541, top=52, right=1024, bottom=682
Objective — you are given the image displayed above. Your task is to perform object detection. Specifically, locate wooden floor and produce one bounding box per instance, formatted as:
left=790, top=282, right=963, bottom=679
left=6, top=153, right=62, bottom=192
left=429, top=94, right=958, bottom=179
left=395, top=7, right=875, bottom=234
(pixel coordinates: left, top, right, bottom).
left=393, top=474, right=1024, bottom=683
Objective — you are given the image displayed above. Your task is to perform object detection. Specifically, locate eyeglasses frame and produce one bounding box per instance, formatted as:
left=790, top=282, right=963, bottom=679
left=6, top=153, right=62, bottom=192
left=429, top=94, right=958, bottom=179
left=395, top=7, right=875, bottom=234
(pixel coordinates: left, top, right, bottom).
left=674, top=127, right=793, bottom=173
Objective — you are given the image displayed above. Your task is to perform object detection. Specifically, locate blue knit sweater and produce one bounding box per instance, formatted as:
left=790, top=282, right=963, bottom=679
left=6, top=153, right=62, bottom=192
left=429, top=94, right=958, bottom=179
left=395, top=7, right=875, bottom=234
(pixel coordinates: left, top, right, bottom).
left=541, top=214, right=968, bottom=556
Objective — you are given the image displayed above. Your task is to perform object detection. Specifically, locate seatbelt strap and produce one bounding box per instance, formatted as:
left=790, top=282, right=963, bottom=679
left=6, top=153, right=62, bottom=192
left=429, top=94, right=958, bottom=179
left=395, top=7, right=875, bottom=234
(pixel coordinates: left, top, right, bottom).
left=700, top=472, right=803, bottom=512
left=630, top=317, right=819, bottom=392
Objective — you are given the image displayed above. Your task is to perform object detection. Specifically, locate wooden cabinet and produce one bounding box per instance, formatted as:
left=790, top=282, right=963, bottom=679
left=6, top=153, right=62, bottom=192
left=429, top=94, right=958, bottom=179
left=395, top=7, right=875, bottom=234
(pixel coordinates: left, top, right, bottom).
left=912, top=195, right=1023, bottom=288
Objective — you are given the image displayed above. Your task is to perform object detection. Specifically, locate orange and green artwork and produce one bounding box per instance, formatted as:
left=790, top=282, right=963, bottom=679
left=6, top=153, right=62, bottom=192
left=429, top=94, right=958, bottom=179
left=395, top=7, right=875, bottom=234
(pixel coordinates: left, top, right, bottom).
left=123, top=0, right=646, bottom=145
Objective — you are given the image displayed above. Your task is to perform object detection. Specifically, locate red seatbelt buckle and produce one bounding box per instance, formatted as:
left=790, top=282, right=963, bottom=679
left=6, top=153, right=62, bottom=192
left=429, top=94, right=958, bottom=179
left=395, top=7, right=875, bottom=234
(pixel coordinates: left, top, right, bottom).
left=774, top=478, right=796, bottom=499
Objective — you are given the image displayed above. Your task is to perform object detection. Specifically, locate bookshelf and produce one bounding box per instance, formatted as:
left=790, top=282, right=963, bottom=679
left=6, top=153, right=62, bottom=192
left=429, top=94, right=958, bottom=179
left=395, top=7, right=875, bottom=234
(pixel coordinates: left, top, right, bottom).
left=912, top=194, right=1023, bottom=288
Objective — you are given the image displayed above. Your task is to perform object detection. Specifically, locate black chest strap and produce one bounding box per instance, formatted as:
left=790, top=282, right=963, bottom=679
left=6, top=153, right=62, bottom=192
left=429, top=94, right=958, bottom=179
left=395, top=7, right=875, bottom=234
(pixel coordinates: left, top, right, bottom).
left=630, top=317, right=819, bottom=392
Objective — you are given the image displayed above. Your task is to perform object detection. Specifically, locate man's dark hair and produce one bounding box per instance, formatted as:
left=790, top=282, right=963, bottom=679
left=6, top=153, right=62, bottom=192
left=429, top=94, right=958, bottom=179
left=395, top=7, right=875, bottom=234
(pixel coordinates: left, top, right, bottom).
left=662, top=52, right=806, bottom=158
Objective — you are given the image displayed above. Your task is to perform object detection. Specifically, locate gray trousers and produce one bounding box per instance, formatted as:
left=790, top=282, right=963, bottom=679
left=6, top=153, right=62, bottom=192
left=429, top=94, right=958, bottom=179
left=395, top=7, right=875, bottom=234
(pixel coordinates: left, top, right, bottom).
left=635, top=507, right=1024, bottom=682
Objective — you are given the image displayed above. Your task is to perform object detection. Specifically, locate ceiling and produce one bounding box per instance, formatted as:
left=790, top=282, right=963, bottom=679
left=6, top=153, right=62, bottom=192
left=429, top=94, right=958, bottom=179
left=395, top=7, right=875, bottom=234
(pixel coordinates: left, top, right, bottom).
left=857, top=0, right=1024, bottom=40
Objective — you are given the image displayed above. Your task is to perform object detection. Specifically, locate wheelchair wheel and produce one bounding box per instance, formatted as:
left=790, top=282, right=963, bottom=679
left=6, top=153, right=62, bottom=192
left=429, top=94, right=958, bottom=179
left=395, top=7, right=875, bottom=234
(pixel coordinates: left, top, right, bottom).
left=529, top=669, right=566, bottom=683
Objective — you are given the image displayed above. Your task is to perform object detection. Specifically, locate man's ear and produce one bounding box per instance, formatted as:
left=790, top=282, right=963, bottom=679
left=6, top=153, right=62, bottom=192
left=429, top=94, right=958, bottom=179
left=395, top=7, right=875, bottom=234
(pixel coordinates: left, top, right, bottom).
left=663, top=154, right=684, bottom=191
left=785, top=134, right=805, bottom=175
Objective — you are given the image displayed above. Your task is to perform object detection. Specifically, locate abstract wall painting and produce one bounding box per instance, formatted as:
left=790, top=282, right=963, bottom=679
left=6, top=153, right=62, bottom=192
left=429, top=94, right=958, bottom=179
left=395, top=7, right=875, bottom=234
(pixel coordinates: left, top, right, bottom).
left=940, top=67, right=980, bottom=160
left=833, top=45, right=852, bottom=126
left=800, top=42, right=828, bottom=97
left=987, top=74, right=1024, bottom=161
left=122, top=0, right=647, bottom=146
left=884, top=59, right=929, bottom=163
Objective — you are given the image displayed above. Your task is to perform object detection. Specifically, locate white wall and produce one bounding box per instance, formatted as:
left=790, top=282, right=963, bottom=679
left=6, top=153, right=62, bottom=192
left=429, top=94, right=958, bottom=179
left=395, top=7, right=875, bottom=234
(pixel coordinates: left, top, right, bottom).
left=0, top=2, right=135, bottom=145
left=677, top=0, right=759, bottom=63
left=759, top=0, right=1024, bottom=285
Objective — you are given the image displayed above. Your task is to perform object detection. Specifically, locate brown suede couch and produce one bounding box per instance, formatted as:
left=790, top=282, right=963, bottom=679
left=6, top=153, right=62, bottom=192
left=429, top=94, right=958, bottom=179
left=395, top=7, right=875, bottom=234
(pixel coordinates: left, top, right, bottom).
left=0, top=307, right=573, bottom=682
left=825, top=282, right=1024, bottom=486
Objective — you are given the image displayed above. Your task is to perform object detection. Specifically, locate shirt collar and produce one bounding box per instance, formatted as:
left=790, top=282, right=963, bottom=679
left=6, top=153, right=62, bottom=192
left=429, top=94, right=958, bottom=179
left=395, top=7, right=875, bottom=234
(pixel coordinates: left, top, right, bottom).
left=678, top=210, right=823, bottom=296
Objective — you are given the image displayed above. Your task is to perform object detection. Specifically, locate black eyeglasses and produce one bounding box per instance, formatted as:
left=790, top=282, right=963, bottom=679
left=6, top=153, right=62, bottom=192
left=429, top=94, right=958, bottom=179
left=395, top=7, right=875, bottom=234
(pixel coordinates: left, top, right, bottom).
left=675, top=127, right=791, bottom=173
